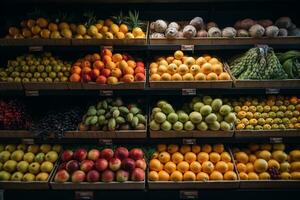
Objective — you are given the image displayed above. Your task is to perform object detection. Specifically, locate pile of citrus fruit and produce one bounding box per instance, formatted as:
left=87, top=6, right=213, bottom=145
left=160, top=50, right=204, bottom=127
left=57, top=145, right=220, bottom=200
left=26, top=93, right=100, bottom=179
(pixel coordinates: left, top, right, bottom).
left=148, top=144, right=237, bottom=182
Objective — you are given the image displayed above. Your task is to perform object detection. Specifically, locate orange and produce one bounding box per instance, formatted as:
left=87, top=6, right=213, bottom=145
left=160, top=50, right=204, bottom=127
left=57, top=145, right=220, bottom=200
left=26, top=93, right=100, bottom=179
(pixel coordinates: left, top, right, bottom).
left=166, top=56, right=175, bottom=64
left=150, top=159, right=163, bottom=172
left=158, top=152, right=171, bottom=164
left=260, top=144, right=272, bottom=151
left=248, top=172, right=259, bottom=180
left=249, top=154, right=257, bottom=163
left=224, top=171, right=237, bottom=180
left=106, top=61, right=116, bottom=70
left=209, top=57, right=219, bottom=65
left=215, top=161, right=228, bottom=173
left=180, top=145, right=191, bottom=155
left=197, top=152, right=209, bottom=163
left=70, top=73, right=81, bottom=82
left=119, top=60, right=128, bottom=70
left=194, top=73, right=206, bottom=80
left=119, top=24, right=128, bottom=33
left=227, top=162, right=234, bottom=171
left=123, top=66, right=134, bottom=75
left=202, top=161, right=214, bottom=174
left=213, top=144, right=224, bottom=154
left=174, top=50, right=184, bottom=60
left=201, top=63, right=212, bottom=74
left=112, top=53, right=123, bottom=63
left=172, top=59, right=182, bottom=66
left=148, top=171, right=159, bottom=181
left=259, top=172, right=271, bottom=180
left=239, top=172, right=248, bottom=180
left=246, top=163, right=254, bottom=172
left=235, top=152, right=249, bottom=164
left=202, top=144, right=212, bottom=153
left=177, top=161, right=190, bottom=173
left=161, top=73, right=172, bottom=81
left=172, top=73, right=182, bottom=81
left=183, top=171, right=196, bottom=181
left=221, top=152, right=231, bottom=163
left=206, top=72, right=218, bottom=80
left=190, top=161, right=201, bottom=174
left=196, top=57, right=206, bottom=66
left=150, top=67, right=158, bottom=75
left=158, top=170, right=170, bottom=181
left=237, top=163, right=247, bottom=173
left=151, top=151, right=159, bottom=159
left=197, top=172, right=209, bottom=181
left=111, top=68, right=122, bottom=78
left=172, top=152, right=184, bottom=164
left=210, top=171, right=223, bottom=180
left=212, top=64, right=223, bottom=75
left=209, top=152, right=221, bottom=164
left=127, top=60, right=136, bottom=69
left=158, top=65, right=168, bottom=75
left=164, top=162, right=177, bottom=174
left=170, top=170, right=183, bottom=182
left=167, top=144, right=179, bottom=154
left=191, top=145, right=201, bottom=154
left=150, top=62, right=158, bottom=69
left=184, top=152, right=197, bottom=164
left=71, top=66, right=81, bottom=75
left=151, top=74, right=161, bottom=81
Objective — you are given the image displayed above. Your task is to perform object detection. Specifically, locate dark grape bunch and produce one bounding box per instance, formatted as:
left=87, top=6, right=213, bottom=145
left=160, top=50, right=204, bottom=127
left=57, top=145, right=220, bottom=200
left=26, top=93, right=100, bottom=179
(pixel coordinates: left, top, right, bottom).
left=31, top=107, right=81, bottom=139
left=0, top=99, right=31, bottom=130
left=268, top=167, right=281, bottom=179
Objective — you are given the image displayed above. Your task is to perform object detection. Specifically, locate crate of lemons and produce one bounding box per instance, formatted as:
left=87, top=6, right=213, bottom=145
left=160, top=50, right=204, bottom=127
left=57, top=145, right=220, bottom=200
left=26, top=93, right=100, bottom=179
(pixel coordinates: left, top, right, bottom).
left=0, top=144, right=61, bottom=183
left=148, top=144, right=238, bottom=185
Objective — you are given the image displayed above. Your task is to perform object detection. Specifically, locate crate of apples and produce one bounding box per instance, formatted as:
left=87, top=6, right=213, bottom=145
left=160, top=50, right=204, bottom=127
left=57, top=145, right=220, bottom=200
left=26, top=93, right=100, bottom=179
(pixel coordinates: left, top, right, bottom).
left=148, top=144, right=239, bottom=189
left=233, top=143, right=300, bottom=188
left=0, top=144, right=61, bottom=189
left=69, top=49, right=145, bottom=89
left=51, top=147, right=146, bottom=189
left=149, top=50, right=232, bottom=88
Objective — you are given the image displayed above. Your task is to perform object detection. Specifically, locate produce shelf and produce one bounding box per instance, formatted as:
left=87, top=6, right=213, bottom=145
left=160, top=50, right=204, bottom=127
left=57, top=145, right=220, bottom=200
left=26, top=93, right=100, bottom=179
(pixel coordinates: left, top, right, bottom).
left=149, top=80, right=232, bottom=89
left=0, top=38, right=71, bottom=46
left=239, top=180, right=300, bottom=189
left=0, top=82, right=23, bottom=90
left=149, top=130, right=234, bottom=138
left=71, top=38, right=147, bottom=46
left=23, top=82, right=69, bottom=90
left=233, top=79, right=300, bottom=89
left=235, top=129, right=300, bottom=138
left=148, top=180, right=239, bottom=189
left=64, top=130, right=147, bottom=139
left=0, top=130, right=32, bottom=138
left=81, top=82, right=145, bottom=90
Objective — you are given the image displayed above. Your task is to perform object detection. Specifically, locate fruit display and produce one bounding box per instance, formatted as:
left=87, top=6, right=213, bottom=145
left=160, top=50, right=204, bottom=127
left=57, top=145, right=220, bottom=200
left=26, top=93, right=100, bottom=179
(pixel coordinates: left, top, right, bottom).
left=149, top=96, right=236, bottom=131
left=148, top=143, right=238, bottom=182
left=150, top=16, right=299, bottom=39
left=54, top=146, right=146, bottom=183
left=0, top=53, right=71, bottom=83
left=5, top=11, right=146, bottom=39
left=150, top=50, right=231, bottom=81
left=0, top=144, right=61, bottom=182
left=30, top=107, right=82, bottom=139
left=228, top=47, right=289, bottom=80
left=79, top=97, right=146, bottom=131
left=70, top=49, right=145, bottom=84
left=0, top=100, right=31, bottom=130
left=277, top=50, right=300, bottom=79
left=232, top=96, right=300, bottom=130
left=233, top=143, right=300, bottom=180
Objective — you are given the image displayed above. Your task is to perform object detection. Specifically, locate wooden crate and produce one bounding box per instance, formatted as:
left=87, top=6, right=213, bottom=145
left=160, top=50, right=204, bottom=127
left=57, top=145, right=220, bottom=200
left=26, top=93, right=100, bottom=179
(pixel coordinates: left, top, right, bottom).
left=64, top=130, right=147, bottom=139
left=150, top=130, right=234, bottom=138
left=23, top=82, right=69, bottom=90
left=0, top=38, right=71, bottom=46
left=235, top=129, right=300, bottom=138
left=81, top=82, right=145, bottom=90
left=67, top=82, right=82, bottom=90
left=0, top=130, right=32, bottom=138
left=0, top=82, right=23, bottom=90
left=239, top=180, right=300, bottom=189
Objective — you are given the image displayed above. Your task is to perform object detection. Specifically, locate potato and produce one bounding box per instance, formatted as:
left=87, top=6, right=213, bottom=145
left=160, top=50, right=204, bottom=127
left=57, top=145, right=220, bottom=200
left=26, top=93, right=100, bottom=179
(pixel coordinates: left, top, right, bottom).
left=237, top=29, right=249, bottom=37
left=222, top=27, right=237, bottom=38
left=207, top=22, right=218, bottom=30
left=208, top=27, right=222, bottom=37
left=183, top=25, right=197, bottom=38
left=275, top=17, right=292, bottom=29
left=258, top=19, right=273, bottom=28
left=189, top=17, right=204, bottom=30
left=240, top=18, right=256, bottom=30
left=197, top=30, right=208, bottom=37
left=265, top=26, right=279, bottom=37
left=278, top=28, right=288, bottom=37
left=249, top=24, right=265, bottom=38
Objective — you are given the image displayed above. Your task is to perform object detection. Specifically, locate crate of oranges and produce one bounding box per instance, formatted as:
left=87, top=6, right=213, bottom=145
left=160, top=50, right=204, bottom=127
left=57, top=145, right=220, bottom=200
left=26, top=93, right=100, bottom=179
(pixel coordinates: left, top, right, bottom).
left=149, top=50, right=232, bottom=89
left=148, top=143, right=239, bottom=189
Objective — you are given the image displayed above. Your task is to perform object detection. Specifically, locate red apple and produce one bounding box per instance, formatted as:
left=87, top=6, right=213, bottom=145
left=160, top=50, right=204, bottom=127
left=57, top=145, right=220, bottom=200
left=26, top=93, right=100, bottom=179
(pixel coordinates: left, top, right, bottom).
left=109, top=158, right=121, bottom=171
left=82, top=74, right=92, bottom=82
left=101, top=170, right=115, bottom=182
left=129, top=148, right=144, bottom=160
left=101, top=68, right=111, bottom=78
left=114, top=147, right=129, bottom=160
left=74, top=148, right=87, bottom=161
left=134, top=73, right=145, bottom=81
left=91, top=68, right=100, bottom=80
left=88, top=149, right=100, bottom=161
left=116, top=170, right=129, bottom=183
left=131, top=168, right=145, bottom=181
left=80, top=160, right=94, bottom=173
left=58, top=162, right=67, bottom=170
left=61, top=150, right=73, bottom=162
left=121, top=158, right=135, bottom=172
left=95, top=158, right=108, bottom=172
left=135, top=159, right=146, bottom=170
left=136, top=61, right=145, bottom=68
left=71, top=170, right=86, bottom=183
left=54, top=169, right=70, bottom=183
left=96, top=75, right=107, bottom=84
left=66, top=160, right=80, bottom=173
left=101, top=148, right=114, bottom=160
left=86, top=170, right=100, bottom=182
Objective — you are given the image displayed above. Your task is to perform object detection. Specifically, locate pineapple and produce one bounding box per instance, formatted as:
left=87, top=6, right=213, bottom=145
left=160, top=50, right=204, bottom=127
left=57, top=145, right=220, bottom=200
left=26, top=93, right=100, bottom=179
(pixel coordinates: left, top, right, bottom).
left=124, top=10, right=144, bottom=37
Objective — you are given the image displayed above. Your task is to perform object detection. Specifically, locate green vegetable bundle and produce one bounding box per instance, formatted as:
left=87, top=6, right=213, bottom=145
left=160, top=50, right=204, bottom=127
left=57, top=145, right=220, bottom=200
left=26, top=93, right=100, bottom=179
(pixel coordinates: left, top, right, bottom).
left=276, top=50, right=300, bottom=79
left=228, top=47, right=288, bottom=80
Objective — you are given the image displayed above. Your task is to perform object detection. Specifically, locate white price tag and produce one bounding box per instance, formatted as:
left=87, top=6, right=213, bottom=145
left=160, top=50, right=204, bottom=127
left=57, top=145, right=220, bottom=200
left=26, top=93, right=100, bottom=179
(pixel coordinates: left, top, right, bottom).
left=102, top=45, right=113, bottom=51
left=266, top=88, right=280, bottom=94
left=25, top=90, right=39, bottom=96
left=181, top=45, right=194, bottom=51
left=29, top=46, right=43, bottom=52
left=180, top=190, right=198, bottom=199
left=22, top=138, right=34, bottom=145
left=75, top=191, right=93, bottom=200
left=99, top=139, right=113, bottom=145
left=100, top=90, right=113, bottom=96
left=182, top=139, right=196, bottom=145
left=182, top=89, right=196, bottom=96
left=270, top=137, right=283, bottom=144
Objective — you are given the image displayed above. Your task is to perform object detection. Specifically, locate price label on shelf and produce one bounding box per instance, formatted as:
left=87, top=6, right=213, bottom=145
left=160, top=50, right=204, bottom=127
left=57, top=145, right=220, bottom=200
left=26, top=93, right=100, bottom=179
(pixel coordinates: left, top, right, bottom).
left=101, top=45, right=113, bottom=51
left=182, top=89, right=196, bottom=96
left=181, top=45, right=194, bottom=51
left=180, top=190, right=198, bottom=199
left=25, top=90, right=39, bottom=96
left=99, top=139, right=113, bottom=145
left=29, top=46, right=43, bottom=52
left=75, top=191, right=93, bottom=200
left=182, top=139, right=196, bottom=145
left=266, top=88, right=280, bottom=94
left=270, top=137, right=283, bottom=144
left=22, top=138, right=34, bottom=145
left=100, top=90, right=113, bottom=96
